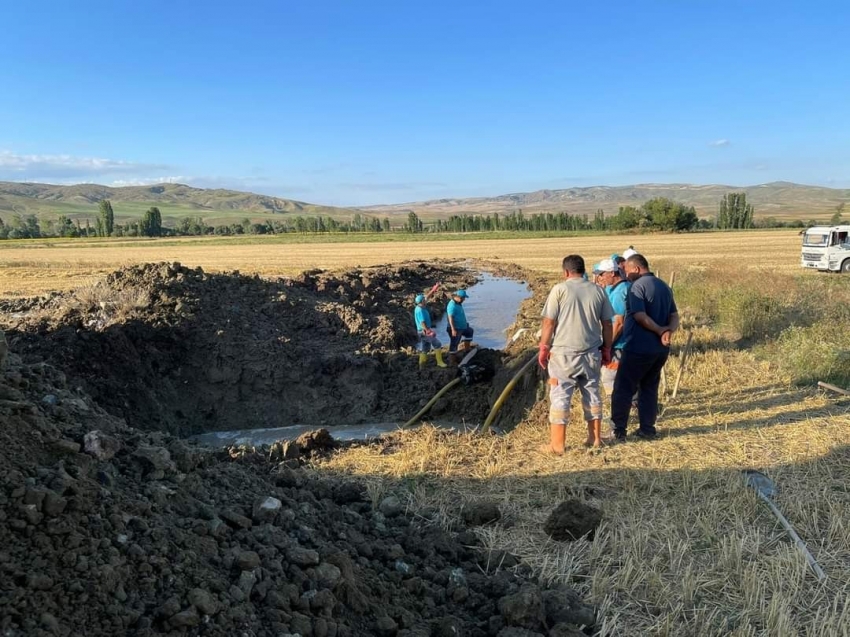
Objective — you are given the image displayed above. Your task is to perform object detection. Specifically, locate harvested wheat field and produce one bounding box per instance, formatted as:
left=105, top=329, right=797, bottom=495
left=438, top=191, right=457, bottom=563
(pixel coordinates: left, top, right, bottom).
left=315, top=259, right=850, bottom=636
left=1, top=233, right=848, bottom=636
left=0, top=229, right=801, bottom=297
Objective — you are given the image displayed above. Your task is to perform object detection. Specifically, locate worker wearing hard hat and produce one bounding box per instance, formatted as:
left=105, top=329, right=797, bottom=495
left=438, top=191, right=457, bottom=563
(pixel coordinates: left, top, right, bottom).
left=414, top=293, right=447, bottom=369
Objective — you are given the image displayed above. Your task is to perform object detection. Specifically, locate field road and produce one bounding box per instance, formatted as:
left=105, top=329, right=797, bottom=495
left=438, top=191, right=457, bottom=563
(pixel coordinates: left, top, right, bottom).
left=0, top=230, right=803, bottom=296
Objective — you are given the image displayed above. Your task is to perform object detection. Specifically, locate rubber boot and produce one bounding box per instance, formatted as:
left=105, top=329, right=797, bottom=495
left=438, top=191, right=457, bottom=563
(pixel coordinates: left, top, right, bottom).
left=418, top=353, right=427, bottom=368
left=435, top=350, right=447, bottom=368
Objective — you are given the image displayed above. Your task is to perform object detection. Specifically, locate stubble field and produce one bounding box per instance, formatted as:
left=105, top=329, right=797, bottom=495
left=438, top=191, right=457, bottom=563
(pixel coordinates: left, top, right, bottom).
left=0, top=229, right=800, bottom=297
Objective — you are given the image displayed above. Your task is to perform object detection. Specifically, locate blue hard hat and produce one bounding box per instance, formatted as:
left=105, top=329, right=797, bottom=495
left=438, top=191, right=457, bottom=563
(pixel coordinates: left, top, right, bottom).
left=415, top=293, right=426, bottom=304
left=454, top=290, right=469, bottom=299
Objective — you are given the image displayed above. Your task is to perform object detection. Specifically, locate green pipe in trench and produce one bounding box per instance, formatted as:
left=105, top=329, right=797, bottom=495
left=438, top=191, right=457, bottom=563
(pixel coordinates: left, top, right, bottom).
left=481, top=352, right=538, bottom=434
left=401, top=377, right=463, bottom=429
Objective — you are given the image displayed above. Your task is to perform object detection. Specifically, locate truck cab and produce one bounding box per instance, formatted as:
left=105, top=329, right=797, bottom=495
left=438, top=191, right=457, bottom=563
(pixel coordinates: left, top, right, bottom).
left=801, top=225, right=850, bottom=272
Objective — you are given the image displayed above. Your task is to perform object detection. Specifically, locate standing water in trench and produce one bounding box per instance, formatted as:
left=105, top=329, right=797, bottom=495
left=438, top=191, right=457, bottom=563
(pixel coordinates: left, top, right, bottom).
left=192, top=272, right=532, bottom=447
left=435, top=273, right=532, bottom=349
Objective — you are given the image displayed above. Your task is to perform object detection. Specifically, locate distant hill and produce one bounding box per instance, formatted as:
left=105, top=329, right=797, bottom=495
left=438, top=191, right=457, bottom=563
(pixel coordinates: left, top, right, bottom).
left=1, top=180, right=847, bottom=227
left=0, top=182, right=357, bottom=226
left=363, top=182, right=850, bottom=221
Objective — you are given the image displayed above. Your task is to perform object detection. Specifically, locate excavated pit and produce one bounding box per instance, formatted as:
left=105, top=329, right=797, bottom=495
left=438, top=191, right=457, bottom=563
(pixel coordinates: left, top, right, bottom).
left=0, top=262, right=600, bottom=637
left=3, top=261, right=541, bottom=441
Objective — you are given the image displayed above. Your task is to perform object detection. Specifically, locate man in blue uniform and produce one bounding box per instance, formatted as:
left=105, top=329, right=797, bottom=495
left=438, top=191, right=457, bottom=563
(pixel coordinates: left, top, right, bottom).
left=414, top=293, right=447, bottom=368
left=446, top=290, right=474, bottom=361
left=595, top=259, right=631, bottom=396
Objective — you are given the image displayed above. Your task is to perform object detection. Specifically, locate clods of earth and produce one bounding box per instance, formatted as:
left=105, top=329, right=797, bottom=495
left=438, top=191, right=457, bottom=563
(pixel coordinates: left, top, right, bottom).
left=0, top=262, right=601, bottom=636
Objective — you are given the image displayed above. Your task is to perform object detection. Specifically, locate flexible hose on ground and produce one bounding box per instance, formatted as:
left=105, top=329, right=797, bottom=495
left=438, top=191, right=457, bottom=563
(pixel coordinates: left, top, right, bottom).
left=401, top=377, right=463, bottom=429
left=481, top=353, right=538, bottom=434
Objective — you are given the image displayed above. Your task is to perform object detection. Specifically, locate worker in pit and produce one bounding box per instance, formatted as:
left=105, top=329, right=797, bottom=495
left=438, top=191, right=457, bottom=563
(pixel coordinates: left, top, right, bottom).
left=446, top=289, right=474, bottom=363
left=414, top=292, right=447, bottom=369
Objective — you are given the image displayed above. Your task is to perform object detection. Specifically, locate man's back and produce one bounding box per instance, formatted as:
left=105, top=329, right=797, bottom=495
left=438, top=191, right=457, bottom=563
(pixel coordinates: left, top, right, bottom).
left=542, top=278, right=613, bottom=353
left=623, top=274, right=677, bottom=354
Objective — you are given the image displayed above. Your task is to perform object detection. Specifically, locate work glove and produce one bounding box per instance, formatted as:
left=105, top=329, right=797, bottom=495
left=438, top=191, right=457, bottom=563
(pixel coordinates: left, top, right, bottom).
left=538, top=344, right=551, bottom=370
left=601, top=346, right=612, bottom=366
left=426, top=329, right=435, bottom=337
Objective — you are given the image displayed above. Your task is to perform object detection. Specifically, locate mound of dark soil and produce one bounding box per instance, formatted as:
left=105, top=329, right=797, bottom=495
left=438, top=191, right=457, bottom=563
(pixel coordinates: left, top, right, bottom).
left=0, top=346, right=595, bottom=636
left=543, top=500, right=603, bottom=542
left=3, top=262, right=517, bottom=436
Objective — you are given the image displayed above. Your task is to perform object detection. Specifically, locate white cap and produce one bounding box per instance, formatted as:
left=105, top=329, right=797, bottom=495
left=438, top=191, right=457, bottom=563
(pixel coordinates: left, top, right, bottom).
left=623, top=248, right=638, bottom=259
left=596, top=258, right=617, bottom=273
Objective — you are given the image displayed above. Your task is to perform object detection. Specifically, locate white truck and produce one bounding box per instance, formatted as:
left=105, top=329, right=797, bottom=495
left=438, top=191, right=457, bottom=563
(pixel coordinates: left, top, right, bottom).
left=801, top=225, right=850, bottom=273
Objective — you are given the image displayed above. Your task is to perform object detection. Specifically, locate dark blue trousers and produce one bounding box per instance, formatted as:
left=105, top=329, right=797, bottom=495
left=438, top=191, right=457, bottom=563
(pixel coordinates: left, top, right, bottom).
left=611, top=350, right=669, bottom=436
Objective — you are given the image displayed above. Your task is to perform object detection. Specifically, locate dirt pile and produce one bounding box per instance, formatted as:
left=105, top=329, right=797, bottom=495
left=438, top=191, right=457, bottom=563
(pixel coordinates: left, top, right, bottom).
left=3, top=262, right=523, bottom=436
left=0, top=344, right=595, bottom=636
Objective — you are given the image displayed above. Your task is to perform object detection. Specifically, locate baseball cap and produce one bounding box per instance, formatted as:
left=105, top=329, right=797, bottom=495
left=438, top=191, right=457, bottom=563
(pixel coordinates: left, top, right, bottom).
left=414, top=293, right=426, bottom=304
left=454, top=290, right=469, bottom=299
left=611, top=253, right=622, bottom=262
left=596, top=258, right=617, bottom=273
left=623, top=248, right=638, bottom=259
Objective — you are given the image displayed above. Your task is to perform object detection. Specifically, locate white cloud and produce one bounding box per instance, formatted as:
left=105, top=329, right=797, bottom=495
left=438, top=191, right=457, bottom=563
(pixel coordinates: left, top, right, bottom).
left=708, top=139, right=731, bottom=147
left=0, top=150, right=169, bottom=180
left=110, top=176, right=190, bottom=187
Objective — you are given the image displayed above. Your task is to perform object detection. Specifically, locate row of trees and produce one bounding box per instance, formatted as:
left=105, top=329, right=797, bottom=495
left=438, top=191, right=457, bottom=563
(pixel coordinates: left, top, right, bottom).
left=0, top=194, right=844, bottom=240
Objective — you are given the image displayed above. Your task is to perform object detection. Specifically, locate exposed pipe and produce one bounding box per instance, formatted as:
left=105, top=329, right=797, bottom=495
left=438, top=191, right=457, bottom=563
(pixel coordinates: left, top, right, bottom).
left=818, top=381, right=850, bottom=397
left=401, top=377, right=463, bottom=429
left=670, top=332, right=694, bottom=400
left=481, top=352, right=538, bottom=434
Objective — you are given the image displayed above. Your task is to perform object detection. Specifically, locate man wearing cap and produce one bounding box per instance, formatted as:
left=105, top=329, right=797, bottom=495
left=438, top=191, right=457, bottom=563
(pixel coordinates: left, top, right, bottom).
left=595, top=259, right=635, bottom=428
left=414, top=293, right=447, bottom=368
left=538, top=255, right=614, bottom=452
left=446, top=290, right=474, bottom=361
left=611, top=253, right=679, bottom=441
left=611, top=254, right=627, bottom=281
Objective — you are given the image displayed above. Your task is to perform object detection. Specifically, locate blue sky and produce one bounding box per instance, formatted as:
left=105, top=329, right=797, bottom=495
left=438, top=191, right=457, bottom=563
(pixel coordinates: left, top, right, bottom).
left=1, top=0, right=849, bottom=205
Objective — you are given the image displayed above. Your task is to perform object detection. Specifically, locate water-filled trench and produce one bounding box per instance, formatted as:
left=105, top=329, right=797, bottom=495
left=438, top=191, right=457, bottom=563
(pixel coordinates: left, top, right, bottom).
left=193, top=273, right=532, bottom=446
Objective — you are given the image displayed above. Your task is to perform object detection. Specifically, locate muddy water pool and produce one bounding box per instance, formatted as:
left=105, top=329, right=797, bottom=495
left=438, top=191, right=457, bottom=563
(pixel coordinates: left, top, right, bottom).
left=434, top=273, right=531, bottom=349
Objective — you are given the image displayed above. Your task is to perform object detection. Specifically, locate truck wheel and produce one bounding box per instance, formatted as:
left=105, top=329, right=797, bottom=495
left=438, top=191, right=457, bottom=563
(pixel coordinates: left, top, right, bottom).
left=843, top=259, right=850, bottom=274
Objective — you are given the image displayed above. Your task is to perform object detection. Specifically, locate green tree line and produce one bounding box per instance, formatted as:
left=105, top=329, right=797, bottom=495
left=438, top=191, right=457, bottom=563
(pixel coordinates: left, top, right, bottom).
left=0, top=194, right=837, bottom=240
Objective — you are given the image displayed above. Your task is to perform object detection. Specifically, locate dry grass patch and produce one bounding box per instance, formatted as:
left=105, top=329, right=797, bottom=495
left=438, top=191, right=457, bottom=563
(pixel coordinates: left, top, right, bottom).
left=318, top=341, right=850, bottom=636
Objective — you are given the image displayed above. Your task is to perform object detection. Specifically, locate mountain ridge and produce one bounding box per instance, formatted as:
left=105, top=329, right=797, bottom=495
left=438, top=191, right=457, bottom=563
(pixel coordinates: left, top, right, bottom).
left=0, top=181, right=352, bottom=215
left=362, top=181, right=849, bottom=220
left=0, top=180, right=847, bottom=223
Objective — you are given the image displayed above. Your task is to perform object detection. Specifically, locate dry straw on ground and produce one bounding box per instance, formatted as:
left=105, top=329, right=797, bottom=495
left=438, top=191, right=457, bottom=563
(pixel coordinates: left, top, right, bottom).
left=314, top=255, right=850, bottom=637
left=320, top=337, right=850, bottom=636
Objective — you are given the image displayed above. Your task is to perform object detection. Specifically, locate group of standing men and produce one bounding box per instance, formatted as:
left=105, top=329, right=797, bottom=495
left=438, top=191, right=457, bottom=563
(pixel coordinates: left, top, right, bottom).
left=539, top=249, right=679, bottom=452
left=410, top=249, right=678, bottom=453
